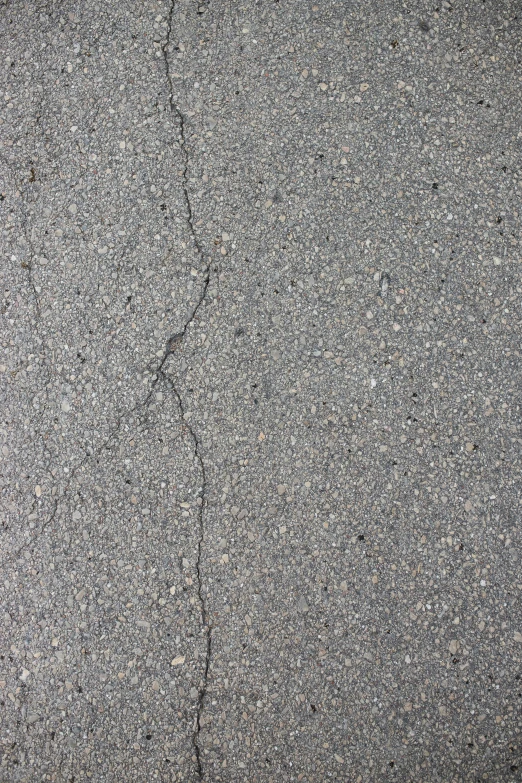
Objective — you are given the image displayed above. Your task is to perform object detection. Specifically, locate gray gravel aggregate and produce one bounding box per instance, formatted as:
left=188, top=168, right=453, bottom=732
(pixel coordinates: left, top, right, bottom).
left=1, top=1, right=522, bottom=781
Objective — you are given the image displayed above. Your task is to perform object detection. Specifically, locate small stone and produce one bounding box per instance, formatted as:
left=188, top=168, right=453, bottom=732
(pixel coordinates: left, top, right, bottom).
left=297, top=596, right=309, bottom=613
left=35, top=485, right=41, bottom=497
left=449, top=639, right=459, bottom=654
left=171, top=655, right=185, bottom=666
left=61, top=400, right=71, bottom=413
left=514, top=632, right=522, bottom=643
left=360, top=82, right=369, bottom=92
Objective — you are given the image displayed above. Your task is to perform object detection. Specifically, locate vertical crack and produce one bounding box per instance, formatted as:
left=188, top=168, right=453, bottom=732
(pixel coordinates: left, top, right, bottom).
left=161, top=2, right=212, bottom=779
left=21, top=206, right=41, bottom=320
left=164, top=376, right=210, bottom=781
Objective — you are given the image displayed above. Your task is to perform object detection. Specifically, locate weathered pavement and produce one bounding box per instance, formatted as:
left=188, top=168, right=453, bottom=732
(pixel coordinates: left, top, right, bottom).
left=1, top=1, right=522, bottom=781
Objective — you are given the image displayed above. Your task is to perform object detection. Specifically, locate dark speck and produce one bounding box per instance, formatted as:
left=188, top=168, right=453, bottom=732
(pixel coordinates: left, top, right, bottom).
left=167, top=333, right=183, bottom=352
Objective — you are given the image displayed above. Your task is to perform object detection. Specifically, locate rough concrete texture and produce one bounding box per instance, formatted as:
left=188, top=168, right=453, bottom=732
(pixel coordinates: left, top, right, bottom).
left=1, top=1, right=522, bottom=781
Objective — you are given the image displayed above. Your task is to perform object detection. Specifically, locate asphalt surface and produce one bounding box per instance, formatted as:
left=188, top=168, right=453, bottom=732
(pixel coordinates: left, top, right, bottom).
left=1, top=1, right=522, bottom=781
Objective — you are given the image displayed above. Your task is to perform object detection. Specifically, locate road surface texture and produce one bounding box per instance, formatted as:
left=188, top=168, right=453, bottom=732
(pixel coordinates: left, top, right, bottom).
left=1, top=1, right=522, bottom=781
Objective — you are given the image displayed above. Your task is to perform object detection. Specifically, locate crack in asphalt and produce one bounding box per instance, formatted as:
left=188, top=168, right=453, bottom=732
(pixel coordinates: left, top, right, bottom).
left=6, top=6, right=213, bottom=775
left=161, top=3, right=212, bottom=778
left=8, top=409, right=127, bottom=562
left=20, top=205, right=41, bottom=320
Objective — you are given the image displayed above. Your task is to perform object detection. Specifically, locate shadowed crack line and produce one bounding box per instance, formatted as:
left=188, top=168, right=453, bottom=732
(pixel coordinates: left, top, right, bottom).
left=20, top=203, right=41, bottom=320
left=159, top=367, right=211, bottom=779
left=8, top=3, right=212, bottom=771
left=161, top=2, right=212, bottom=778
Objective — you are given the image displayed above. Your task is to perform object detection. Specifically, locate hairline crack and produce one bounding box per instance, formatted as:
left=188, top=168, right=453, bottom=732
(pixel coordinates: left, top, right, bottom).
left=161, top=2, right=212, bottom=779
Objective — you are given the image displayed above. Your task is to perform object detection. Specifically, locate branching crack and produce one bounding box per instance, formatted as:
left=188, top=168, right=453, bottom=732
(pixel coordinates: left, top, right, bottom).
left=8, top=3, right=213, bottom=775
left=161, top=2, right=212, bottom=779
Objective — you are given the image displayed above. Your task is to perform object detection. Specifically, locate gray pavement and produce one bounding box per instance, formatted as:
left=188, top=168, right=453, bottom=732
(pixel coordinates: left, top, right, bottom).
left=1, top=1, right=522, bottom=781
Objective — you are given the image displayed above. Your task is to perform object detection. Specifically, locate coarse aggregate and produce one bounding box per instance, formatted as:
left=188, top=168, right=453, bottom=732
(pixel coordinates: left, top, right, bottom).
left=1, top=1, right=522, bottom=781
